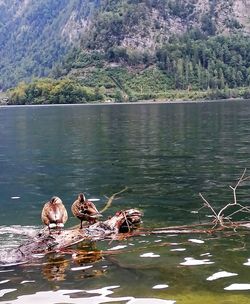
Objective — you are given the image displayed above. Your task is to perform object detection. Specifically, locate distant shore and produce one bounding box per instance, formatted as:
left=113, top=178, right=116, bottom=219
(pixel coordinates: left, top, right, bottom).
left=1, top=97, right=248, bottom=108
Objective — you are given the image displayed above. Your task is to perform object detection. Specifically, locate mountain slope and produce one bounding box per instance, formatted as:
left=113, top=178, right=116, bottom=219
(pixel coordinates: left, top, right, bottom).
left=0, top=0, right=99, bottom=90
left=80, top=0, right=250, bottom=52
left=0, top=0, right=250, bottom=91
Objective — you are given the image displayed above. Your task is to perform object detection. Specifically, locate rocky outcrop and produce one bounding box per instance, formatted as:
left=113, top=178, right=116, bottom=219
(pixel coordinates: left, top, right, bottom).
left=72, top=0, right=250, bottom=52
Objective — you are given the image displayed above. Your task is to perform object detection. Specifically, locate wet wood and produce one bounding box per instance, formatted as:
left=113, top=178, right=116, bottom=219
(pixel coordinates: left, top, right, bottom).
left=0, top=208, right=142, bottom=266
left=2, top=216, right=250, bottom=266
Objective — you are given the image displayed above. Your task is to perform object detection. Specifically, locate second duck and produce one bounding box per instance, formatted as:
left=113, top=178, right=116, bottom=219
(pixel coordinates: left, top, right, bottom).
left=71, top=193, right=102, bottom=228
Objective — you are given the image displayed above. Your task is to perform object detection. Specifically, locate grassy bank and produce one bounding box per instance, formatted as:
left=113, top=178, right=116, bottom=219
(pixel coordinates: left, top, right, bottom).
left=6, top=74, right=250, bottom=105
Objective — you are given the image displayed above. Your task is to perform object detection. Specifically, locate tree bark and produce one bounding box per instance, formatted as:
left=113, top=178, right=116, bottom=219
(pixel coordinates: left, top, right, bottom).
left=0, top=208, right=142, bottom=266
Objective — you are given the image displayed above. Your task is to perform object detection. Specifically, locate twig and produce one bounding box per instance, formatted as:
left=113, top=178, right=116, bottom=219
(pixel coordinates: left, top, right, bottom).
left=199, top=193, right=217, bottom=218
left=199, top=169, right=250, bottom=228
left=229, top=168, right=249, bottom=205
left=226, top=205, right=250, bottom=218
left=122, top=211, right=131, bottom=232
left=100, top=186, right=128, bottom=213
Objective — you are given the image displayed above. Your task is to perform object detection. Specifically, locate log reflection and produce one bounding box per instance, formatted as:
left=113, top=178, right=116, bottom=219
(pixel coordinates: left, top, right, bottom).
left=42, top=255, right=69, bottom=281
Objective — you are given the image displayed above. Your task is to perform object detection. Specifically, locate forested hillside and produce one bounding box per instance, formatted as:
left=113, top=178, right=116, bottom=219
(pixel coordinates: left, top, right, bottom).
left=1, top=0, right=250, bottom=103
left=81, top=0, right=250, bottom=51
left=8, top=33, right=250, bottom=104
left=0, top=0, right=100, bottom=90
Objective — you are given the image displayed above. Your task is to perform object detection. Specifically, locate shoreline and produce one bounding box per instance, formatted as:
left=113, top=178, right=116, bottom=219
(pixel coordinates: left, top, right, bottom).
left=0, top=97, right=248, bottom=108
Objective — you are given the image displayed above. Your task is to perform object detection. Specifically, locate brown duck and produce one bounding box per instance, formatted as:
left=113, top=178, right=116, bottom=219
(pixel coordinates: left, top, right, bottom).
left=41, top=196, right=68, bottom=232
left=71, top=193, right=102, bottom=228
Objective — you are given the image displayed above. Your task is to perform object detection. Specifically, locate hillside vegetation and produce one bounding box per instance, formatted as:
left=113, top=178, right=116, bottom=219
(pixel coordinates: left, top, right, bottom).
left=2, top=0, right=250, bottom=103
left=0, top=0, right=99, bottom=90
left=8, top=33, right=250, bottom=104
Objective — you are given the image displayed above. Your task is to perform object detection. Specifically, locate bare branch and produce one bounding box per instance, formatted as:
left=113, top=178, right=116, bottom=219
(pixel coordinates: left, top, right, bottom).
left=234, top=168, right=247, bottom=189
left=100, top=187, right=129, bottom=213
left=199, top=193, right=218, bottom=217
left=226, top=205, right=250, bottom=218
left=199, top=169, right=250, bottom=228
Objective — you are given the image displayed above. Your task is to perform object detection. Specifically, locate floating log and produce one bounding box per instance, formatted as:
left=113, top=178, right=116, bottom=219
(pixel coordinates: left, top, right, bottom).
left=0, top=208, right=143, bottom=266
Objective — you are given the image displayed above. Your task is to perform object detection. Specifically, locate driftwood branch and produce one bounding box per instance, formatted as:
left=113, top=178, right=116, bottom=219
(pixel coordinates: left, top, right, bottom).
left=100, top=186, right=128, bottom=213
left=198, top=169, right=250, bottom=228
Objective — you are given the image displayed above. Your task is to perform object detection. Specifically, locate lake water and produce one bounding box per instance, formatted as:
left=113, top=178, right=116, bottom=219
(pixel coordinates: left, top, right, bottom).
left=1, top=101, right=250, bottom=303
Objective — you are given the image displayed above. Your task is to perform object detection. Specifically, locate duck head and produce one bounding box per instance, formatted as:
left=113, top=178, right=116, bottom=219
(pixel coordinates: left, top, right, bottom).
left=50, top=196, right=62, bottom=205
left=78, top=193, right=86, bottom=202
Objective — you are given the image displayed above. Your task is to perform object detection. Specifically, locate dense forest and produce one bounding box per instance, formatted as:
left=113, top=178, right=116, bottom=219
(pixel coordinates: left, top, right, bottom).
left=2, top=0, right=250, bottom=104
left=0, top=0, right=69, bottom=90
left=8, top=33, right=250, bottom=104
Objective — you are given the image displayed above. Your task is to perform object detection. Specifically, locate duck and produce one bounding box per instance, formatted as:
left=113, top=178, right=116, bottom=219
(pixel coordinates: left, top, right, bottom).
left=41, top=196, right=68, bottom=233
left=71, top=193, right=102, bottom=228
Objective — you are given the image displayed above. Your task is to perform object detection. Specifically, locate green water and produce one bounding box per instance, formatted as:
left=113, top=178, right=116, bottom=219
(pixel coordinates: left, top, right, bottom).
left=0, top=101, right=250, bottom=303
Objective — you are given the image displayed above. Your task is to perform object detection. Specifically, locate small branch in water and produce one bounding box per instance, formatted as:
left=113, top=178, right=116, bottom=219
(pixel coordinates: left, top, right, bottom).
left=100, top=186, right=128, bottom=213
left=198, top=169, right=250, bottom=228
left=199, top=193, right=217, bottom=218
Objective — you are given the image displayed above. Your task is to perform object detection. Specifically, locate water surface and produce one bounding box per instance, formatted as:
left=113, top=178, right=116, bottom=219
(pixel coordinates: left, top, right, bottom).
left=0, top=101, right=250, bottom=303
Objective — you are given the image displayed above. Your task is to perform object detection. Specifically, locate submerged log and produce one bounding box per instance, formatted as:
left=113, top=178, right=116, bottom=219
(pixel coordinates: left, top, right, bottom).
left=0, top=208, right=143, bottom=266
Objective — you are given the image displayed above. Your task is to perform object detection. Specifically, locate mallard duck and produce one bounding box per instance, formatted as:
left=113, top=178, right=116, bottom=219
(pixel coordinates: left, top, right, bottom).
left=41, top=196, right=68, bottom=233
left=71, top=193, right=102, bottom=228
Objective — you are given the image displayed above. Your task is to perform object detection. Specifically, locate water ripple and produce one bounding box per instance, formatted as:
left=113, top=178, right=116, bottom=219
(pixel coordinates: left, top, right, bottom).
left=4, top=286, right=176, bottom=304
left=207, top=271, right=238, bottom=281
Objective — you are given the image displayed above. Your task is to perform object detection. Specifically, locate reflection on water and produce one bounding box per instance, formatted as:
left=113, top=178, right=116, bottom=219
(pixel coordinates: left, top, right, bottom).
left=1, top=101, right=250, bottom=303
left=42, top=256, right=69, bottom=282
left=1, top=286, right=176, bottom=304
left=0, top=228, right=249, bottom=303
